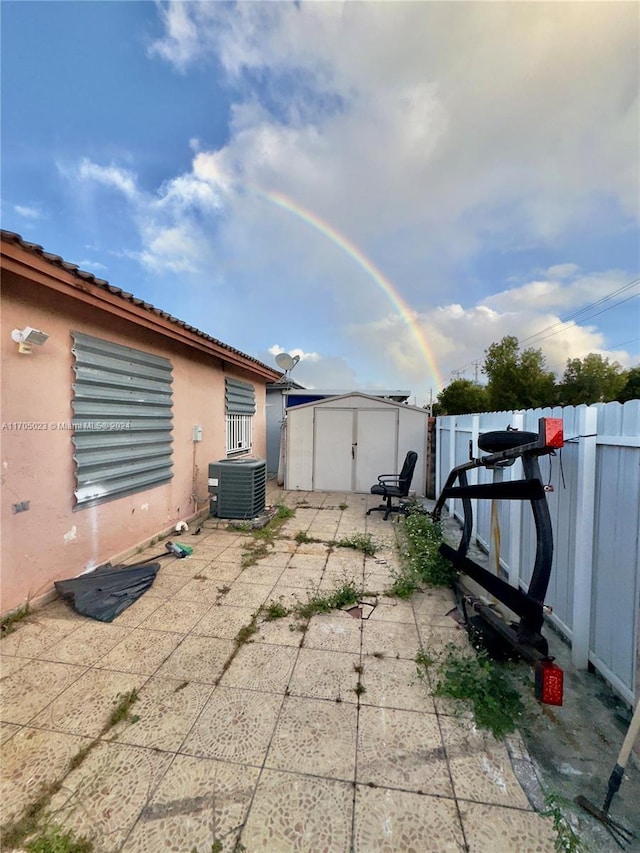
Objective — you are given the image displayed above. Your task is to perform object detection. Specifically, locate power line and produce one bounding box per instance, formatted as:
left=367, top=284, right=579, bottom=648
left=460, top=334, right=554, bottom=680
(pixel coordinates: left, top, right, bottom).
left=449, top=275, right=640, bottom=378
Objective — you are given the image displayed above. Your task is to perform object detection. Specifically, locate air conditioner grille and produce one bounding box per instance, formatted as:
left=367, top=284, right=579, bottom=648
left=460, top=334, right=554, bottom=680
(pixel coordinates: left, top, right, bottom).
left=208, top=458, right=266, bottom=519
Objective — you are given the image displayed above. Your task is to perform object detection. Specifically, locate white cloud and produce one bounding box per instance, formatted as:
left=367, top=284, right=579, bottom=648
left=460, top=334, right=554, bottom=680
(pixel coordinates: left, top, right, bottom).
left=14, top=204, right=42, bottom=219
left=76, top=158, right=138, bottom=199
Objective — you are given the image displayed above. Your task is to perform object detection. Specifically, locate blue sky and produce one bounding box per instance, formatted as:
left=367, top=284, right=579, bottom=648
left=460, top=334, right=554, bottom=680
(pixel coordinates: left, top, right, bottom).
left=2, top=1, right=638, bottom=404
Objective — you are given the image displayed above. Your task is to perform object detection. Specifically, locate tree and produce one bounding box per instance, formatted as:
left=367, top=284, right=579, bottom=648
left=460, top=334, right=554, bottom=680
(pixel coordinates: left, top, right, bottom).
left=617, top=365, right=640, bottom=403
left=557, top=353, right=627, bottom=405
left=433, top=379, right=488, bottom=415
left=483, top=336, right=556, bottom=411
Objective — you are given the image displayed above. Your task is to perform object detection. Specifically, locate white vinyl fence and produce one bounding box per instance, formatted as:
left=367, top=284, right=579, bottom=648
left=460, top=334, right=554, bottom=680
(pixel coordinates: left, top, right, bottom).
left=435, top=401, right=640, bottom=704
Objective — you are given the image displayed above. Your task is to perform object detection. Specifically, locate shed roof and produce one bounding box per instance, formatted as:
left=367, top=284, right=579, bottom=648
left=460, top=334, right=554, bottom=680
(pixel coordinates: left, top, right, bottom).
left=1, top=229, right=281, bottom=381
left=285, top=391, right=427, bottom=413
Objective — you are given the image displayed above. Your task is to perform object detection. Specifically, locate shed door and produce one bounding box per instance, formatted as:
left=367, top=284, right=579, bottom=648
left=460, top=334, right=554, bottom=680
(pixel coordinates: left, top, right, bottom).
left=313, top=409, right=354, bottom=491
left=355, top=409, right=398, bottom=492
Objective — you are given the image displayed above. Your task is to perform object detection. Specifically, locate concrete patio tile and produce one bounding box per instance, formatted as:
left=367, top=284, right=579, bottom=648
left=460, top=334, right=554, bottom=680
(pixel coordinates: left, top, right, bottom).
left=97, top=628, right=184, bottom=676
left=138, top=598, right=213, bottom=633
left=216, top=547, right=247, bottom=564
left=0, top=721, right=20, bottom=744
left=266, top=696, right=357, bottom=781
left=0, top=614, right=79, bottom=659
left=140, top=571, right=190, bottom=598
left=241, top=769, right=354, bottom=852
left=44, top=619, right=128, bottom=667
left=357, top=706, right=453, bottom=796
left=361, top=619, right=420, bottom=660
left=1, top=652, right=30, bottom=678
left=0, top=659, right=87, bottom=724
left=265, top=584, right=307, bottom=609
left=121, top=754, right=259, bottom=853
left=192, top=604, right=256, bottom=639
left=107, top=676, right=214, bottom=752
left=253, top=615, right=306, bottom=647
left=30, top=667, right=146, bottom=738
left=221, top=582, right=273, bottom=609
left=288, top=648, right=361, bottom=704
left=303, top=612, right=362, bottom=654
left=440, top=716, right=532, bottom=809
left=238, top=563, right=286, bottom=586
left=47, top=741, right=173, bottom=853
left=0, top=727, right=89, bottom=824
left=111, top=595, right=164, bottom=628
left=359, top=654, right=436, bottom=713
left=459, top=802, right=556, bottom=852
left=418, top=625, right=474, bottom=662
left=155, top=635, right=235, bottom=684
left=295, top=541, right=333, bottom=554
left=219, top=643, right=298, bottom=694
left=181, top=685, right=283, bottom=765
left=172, top=576, right=230, bottom=602
left=250, top=550, right=292, bottom=567
left=287, top=553, right=329, bottom=571
left=278, top=567, right=323, bottom=589
left=367, top=601, right=416, bottom=625
left=353, top=786, right=464, bottom=852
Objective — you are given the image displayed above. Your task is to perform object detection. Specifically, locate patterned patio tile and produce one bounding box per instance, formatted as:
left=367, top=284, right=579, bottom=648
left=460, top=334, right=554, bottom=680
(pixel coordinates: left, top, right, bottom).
left=121, top=754, right=259, bottom=853
left=42, top=622, right=128, bottom=667
left=0, top=659, right=87, bottom=725
left=0, top=615, right=79, bottom=659
left=155, top=635, right=235, bottom=684
left=0, top=721, right=20, bottom=744
left=253, top=616, right=307, bottom=647
left=459, top=802, right=556, bottom=852
left=219, top=643, right=298, bottom=694
left=266, top=695, right=357, bottom=782
left=359, top=654, right=436, bottom=713
left=47, top=741, right=173, bottom=853
left=361, top=619, right=420, bottom=660
left=181, top=685, right=282, bottom=765
left=241, top=769, right=353, bottom=852
left=221, top=582, right=274, bottom=609
left=353, top=785, right=464, bottom=852
left=440, top=715, right=532, bottom=809
left=288, top=648, right=361, bottom=704
left=31, top=667, right=146, bottom=738
left=0, top=727, right=88, bottom=824
left=97, top=628, right=184, bottom=675
left=357, top=706, right=453, bottom=796
left=192, top=604, right=256, bottom=639
left=237, top=563, right=286, bottom=586
left=367, top=601, right=417, bottom=625
left=107, top=676, right=214, bottom=752
left=303, top=612, right=362, bottom=654
left=138, top=598, right=213, bottom=633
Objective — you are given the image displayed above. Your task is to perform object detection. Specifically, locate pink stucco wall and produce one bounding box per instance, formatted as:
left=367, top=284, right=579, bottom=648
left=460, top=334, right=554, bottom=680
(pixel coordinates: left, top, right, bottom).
left=1, top=269, right=270, bottom=613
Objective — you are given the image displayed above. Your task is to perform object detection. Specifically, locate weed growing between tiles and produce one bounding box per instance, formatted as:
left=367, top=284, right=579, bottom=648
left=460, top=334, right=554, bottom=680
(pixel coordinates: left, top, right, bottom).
left=0, top=601, right=32, bottom=638
left=542, top=793, right=584, bottom=853
left=0, top=690, right=141, bottom=850
left=416, top=642, right=524, bottom=739
left=390, top=508, right=458, bottom=598
left=240, top=504, right=296, bottom=567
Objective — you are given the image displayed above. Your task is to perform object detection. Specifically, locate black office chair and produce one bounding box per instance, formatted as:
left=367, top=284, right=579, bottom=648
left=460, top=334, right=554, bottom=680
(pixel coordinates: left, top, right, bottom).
left=366, top=451, right=418, bottom=520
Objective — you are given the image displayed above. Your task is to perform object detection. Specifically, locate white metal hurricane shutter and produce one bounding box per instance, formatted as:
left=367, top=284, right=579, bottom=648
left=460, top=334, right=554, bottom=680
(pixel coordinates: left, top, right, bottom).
left=71, top=331, right=173, bottom=508
left=225, top=378, right=256, bottom=415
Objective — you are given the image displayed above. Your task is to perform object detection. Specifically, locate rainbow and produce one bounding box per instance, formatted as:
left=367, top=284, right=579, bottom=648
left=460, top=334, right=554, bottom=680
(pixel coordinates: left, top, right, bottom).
left=250, top=188, right=443, bottom=390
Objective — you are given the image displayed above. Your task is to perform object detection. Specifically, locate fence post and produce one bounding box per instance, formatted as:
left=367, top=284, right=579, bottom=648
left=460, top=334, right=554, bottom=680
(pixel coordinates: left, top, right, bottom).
left=470, top=415, right=480, bottom=540
left=571, top=406, right=598, bottom=669
left=507, top=412, right=524, bottom=589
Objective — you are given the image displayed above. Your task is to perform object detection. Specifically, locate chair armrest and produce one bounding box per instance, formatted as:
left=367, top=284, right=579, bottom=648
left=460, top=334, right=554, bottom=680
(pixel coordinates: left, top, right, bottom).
left=377, top=474, right=401, bottom=485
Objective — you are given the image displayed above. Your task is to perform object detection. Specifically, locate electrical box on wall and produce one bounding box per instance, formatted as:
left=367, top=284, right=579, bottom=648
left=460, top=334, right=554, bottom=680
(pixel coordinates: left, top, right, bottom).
left=192, top=425, right=203, bottom=442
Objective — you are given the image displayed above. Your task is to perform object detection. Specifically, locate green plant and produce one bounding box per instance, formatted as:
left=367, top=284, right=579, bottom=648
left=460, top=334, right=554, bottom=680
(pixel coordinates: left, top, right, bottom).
left=294, top=581, right=359, bottom=620
left=338, top=502, right=348, bottom=510
left=263, top=601, right=290, bottom=621
left=354, top=683, right=366, bottom=697
left=276, top=504, right=295, bottom=519
left=109, top=689, right=139, bottom=726
left=387, top=512, right=458, bottom=598
left=25, top=823, right=93, bottom=853
left=294, top=531, right=323, bottom=545
left=543, top=793, right=584, bottom=852
left=387, top=568, right=419, bottom=600
left=1, top=602, right=31, bottom=638
left=423, top=644, right=523, bottom=739
left=334, top=533, right=377, bottom=556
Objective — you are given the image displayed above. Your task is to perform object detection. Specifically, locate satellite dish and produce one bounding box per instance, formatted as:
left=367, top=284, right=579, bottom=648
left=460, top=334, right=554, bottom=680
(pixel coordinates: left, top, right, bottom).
left=275, top=352, right=296, bottom=371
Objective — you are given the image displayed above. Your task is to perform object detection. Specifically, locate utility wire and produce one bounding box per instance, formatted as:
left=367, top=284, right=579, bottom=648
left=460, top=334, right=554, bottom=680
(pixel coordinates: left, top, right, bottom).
left=449, top=275, right=640, bottom=378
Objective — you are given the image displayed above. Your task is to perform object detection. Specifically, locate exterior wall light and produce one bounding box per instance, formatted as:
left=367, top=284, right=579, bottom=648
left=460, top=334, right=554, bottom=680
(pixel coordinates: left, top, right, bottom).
left=11, top=326, right=49, bottom=354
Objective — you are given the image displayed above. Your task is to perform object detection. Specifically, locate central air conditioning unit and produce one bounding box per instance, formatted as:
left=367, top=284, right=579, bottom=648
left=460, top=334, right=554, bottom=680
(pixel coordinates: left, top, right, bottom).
left=208, top=458, right=266, bottom=519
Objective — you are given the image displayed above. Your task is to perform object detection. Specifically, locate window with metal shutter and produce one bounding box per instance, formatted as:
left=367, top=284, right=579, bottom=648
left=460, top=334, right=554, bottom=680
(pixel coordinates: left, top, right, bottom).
left=225, top=378, right=256, bottom=415
left=71, top=331, right=173, bottom=508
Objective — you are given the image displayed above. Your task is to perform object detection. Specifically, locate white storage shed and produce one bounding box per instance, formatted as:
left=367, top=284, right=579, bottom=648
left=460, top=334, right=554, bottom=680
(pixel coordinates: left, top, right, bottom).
left=285, top=393, right=428, bottom=494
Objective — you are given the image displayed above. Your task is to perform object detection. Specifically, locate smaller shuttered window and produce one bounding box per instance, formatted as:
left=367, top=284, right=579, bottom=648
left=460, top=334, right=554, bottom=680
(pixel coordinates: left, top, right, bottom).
left=71, top=332, right=173, bottom=508
left=225, top=378, right=255, bottom=454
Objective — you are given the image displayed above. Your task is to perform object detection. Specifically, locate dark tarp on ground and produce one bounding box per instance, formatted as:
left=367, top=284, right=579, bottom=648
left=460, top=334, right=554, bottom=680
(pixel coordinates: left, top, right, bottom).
left=54, top=562, right=160, bottom=622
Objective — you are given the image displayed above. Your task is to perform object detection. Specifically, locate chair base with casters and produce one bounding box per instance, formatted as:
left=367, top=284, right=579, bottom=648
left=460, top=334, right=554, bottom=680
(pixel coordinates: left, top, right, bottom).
left=366, top=451, right=418, bottom=521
